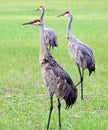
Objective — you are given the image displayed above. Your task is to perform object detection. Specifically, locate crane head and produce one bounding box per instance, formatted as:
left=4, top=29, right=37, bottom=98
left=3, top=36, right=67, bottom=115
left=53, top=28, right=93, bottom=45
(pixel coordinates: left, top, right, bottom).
left=57, top=11, right=72, bottom=17
left=35, top=5, right=45, bottom=11
left=39, top=6, right=44, bottom=10
left=23, top=19, right=41, bottom=25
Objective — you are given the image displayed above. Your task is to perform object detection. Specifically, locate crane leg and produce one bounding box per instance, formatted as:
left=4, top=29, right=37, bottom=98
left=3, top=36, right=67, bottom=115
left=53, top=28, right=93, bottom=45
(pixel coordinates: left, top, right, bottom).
left=47, top=94, right=53, bottom=130
left=75, top=65, right=84, bottom=100
left=81, top=69, right=84, bottom=100
left=58, top=98, right=61, bottom=130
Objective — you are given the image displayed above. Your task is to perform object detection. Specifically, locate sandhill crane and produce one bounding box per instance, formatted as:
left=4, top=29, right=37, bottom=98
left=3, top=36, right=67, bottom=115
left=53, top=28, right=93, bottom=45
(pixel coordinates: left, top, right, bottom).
left=35, top=6, right=58, bottom=49
left=58, top=11, right=95, bottom=100
left=23, top=18, right=77, bottom=130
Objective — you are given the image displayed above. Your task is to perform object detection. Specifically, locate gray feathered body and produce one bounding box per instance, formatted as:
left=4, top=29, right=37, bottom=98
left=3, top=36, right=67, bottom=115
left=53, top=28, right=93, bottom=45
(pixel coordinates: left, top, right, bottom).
left=39, top=25, right=77, bottom=108
left=41, top=52, right=77, bottom=108
left=66, top=14, right=95, bottom=76
left=40, top=8, right=58, bottom=49
left=68, top=32, right=95, bottom=76
left=44, top=26, right=58, bottom=49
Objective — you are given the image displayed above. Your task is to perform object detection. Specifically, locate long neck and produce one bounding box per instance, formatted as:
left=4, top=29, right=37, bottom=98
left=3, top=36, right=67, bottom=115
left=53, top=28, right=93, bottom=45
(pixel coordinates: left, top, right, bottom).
left=40, top=9, right=45, bottom=22
left=38, top=24, right=49, bottom=65
left=66, top=15, right=72, bottom=38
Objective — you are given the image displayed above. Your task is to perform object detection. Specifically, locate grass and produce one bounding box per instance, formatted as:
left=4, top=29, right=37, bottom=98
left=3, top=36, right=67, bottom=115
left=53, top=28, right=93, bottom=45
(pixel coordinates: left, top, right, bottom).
left=0, top=0, right=108, bottom=130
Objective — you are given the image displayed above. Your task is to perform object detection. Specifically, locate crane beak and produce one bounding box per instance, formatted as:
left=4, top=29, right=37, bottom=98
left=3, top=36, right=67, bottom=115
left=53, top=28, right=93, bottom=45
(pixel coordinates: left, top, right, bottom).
left=23, top=21, right=34, bottom=25
left=57, top=13, right=65, bottom=17
left=35, top=8, right=39, bottom=11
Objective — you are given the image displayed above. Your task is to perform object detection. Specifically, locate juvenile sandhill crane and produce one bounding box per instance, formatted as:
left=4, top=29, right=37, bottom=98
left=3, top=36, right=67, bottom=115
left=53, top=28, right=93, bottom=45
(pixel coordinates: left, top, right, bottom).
left=58, top=11, right=95, bottom=100
left=23, top=18, right=77, bottom=130
left=35, top=6, right=58, bottom=49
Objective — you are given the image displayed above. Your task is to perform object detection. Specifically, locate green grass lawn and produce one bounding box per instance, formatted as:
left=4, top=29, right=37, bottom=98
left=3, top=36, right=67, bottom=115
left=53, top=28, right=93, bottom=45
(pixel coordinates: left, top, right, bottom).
left=0, top=0, right=108, bottom=130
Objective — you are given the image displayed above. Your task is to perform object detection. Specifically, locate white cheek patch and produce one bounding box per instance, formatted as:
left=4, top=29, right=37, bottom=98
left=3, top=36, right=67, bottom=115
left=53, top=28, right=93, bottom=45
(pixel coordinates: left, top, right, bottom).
left=33, top=22, right=40, bottom=25
left=33, top=23, right=37, bottom=25
left=40, top=8, right=42, bottom=10
left=64, top=14, right=69, bottom=16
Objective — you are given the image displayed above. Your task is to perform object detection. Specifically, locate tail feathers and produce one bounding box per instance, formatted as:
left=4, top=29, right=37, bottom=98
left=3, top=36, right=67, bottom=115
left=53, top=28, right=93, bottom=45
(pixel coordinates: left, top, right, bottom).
left=63, top=85, right=77, bottom=109
left=49, top=38, right=58, bottom=48
left=88, top=63, right=95, bottom=76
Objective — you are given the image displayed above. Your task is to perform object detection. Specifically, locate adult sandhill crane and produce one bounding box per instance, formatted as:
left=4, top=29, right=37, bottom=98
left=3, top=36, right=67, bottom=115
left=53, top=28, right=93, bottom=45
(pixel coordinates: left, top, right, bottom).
left=35, top=6, right=58, bottom=49
left=23, top=18, right=77, bottom=130
left=58, top=11, right=95, bottom=100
